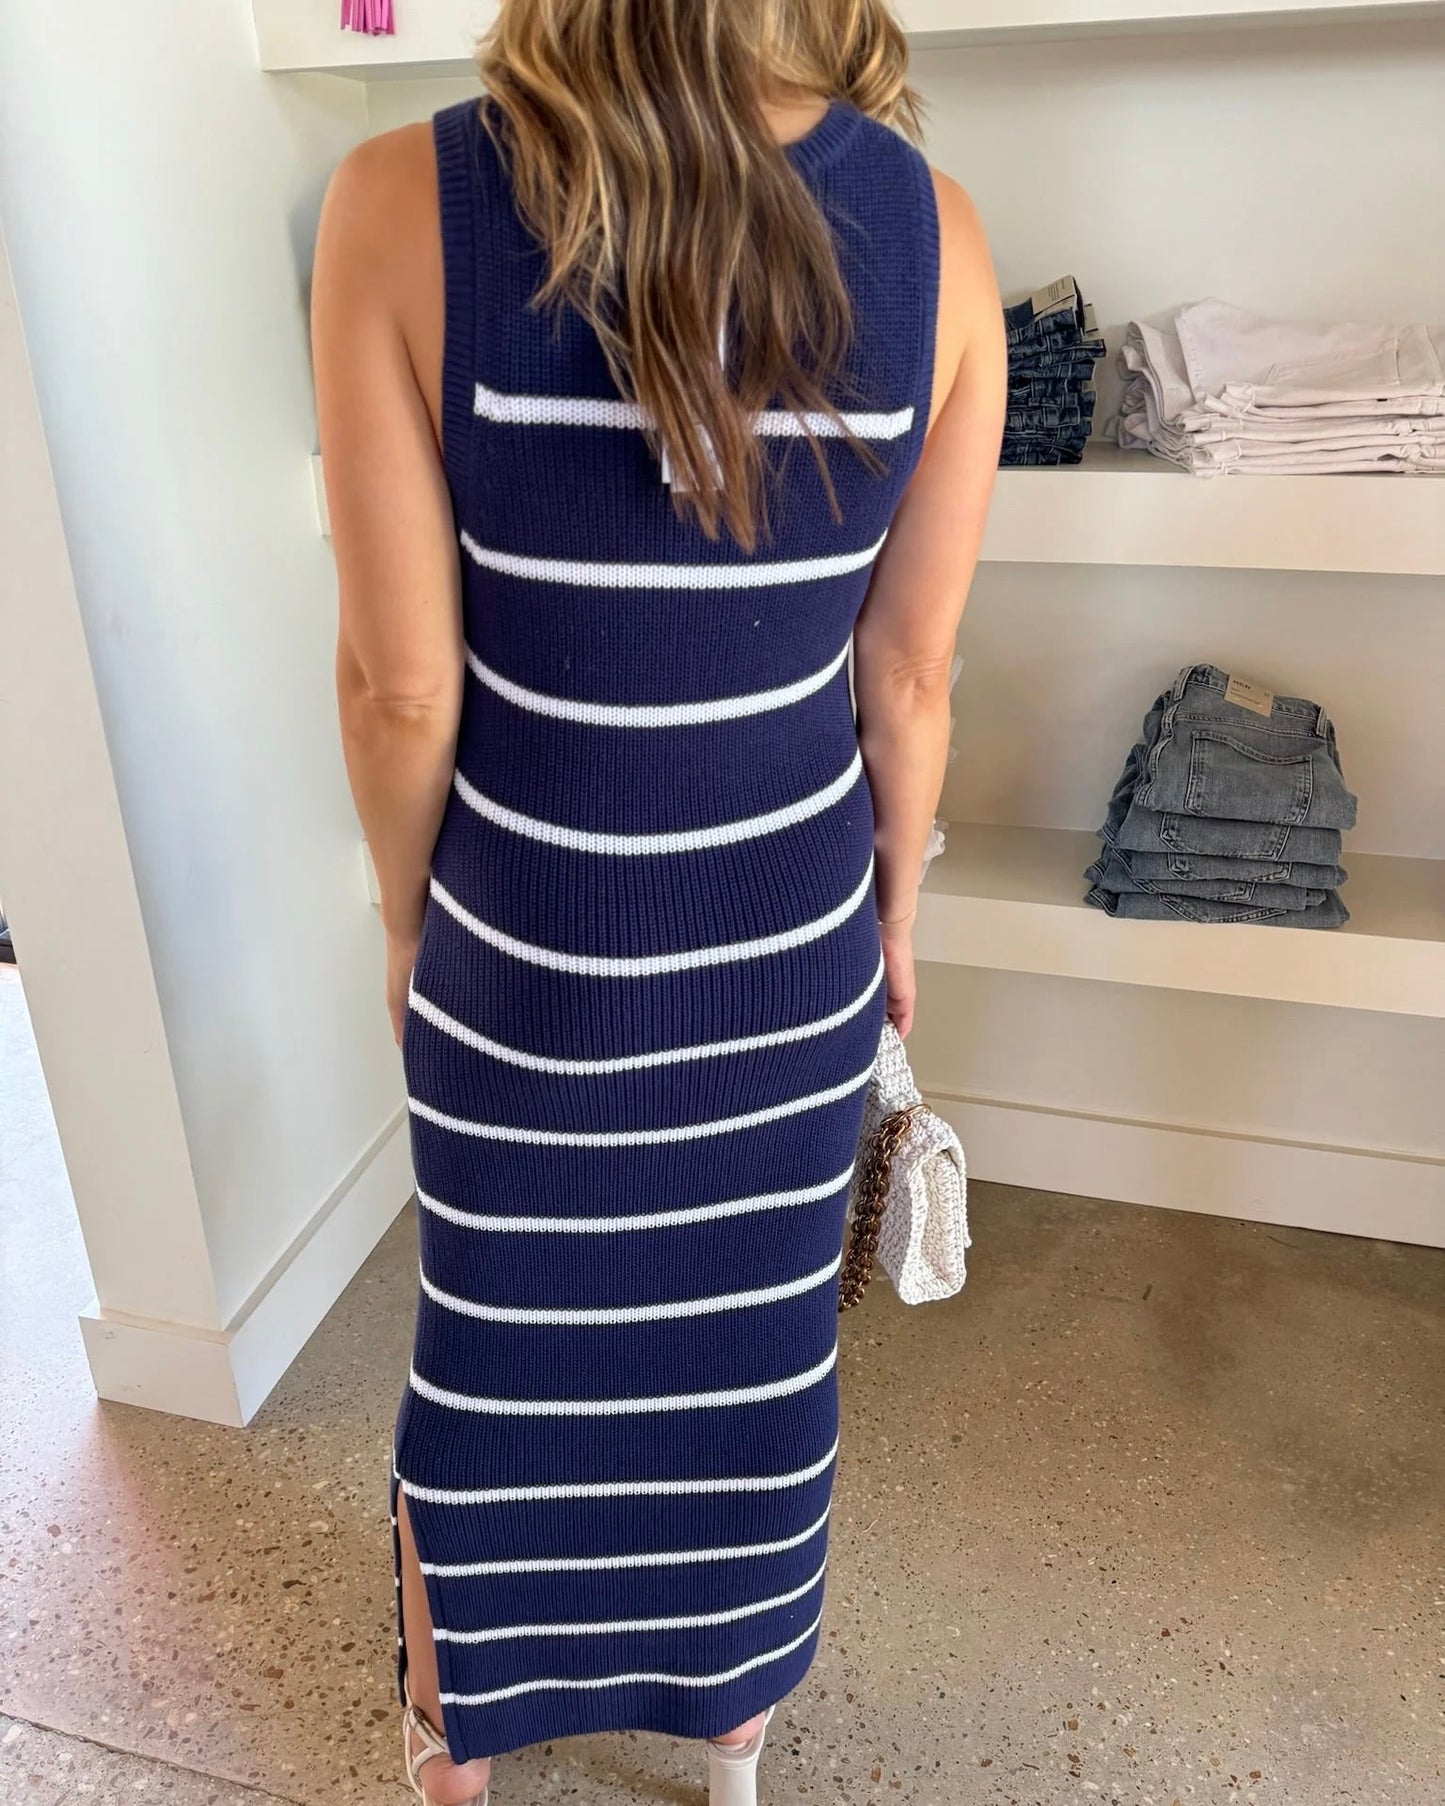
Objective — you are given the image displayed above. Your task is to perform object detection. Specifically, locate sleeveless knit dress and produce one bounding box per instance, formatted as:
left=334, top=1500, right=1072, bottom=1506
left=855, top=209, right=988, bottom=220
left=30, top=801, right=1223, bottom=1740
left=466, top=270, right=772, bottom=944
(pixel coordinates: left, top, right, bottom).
left=389, top=94, right=940, bottom=1762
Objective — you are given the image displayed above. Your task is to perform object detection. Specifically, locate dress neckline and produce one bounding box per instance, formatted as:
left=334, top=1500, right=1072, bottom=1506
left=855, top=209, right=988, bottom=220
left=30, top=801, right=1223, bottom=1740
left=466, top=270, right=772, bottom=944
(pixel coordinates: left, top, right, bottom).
left=781, top=98, right=864, bottom=177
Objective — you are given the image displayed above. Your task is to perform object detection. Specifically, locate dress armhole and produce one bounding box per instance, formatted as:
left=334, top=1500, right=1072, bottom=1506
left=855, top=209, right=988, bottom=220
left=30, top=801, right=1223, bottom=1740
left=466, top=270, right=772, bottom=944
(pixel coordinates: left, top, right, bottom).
left=909, top=142, right=943, bottom=448
left=432, top=100, right=483, bottom=525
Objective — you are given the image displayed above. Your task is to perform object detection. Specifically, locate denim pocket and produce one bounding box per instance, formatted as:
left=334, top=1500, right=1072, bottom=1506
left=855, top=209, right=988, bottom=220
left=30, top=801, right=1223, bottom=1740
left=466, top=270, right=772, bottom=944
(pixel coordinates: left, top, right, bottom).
left=1184, top=730, right=1314, bottom=825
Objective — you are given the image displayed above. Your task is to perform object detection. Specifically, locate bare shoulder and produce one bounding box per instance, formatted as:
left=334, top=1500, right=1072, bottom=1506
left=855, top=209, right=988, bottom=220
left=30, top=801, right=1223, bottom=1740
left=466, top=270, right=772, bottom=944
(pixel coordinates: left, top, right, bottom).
left=929, top=168, right=992, bottom=284
left=924, top=166, right=1002, bottom=420
left=312, top=122, right=447, bottom=431
left=317, top=122, right=439, bottom=281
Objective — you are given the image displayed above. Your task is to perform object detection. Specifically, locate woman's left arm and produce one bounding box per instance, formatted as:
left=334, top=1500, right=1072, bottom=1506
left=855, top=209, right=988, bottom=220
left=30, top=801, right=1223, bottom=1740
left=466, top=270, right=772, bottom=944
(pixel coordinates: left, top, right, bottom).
left=311, top=127, right=463, bottom=1044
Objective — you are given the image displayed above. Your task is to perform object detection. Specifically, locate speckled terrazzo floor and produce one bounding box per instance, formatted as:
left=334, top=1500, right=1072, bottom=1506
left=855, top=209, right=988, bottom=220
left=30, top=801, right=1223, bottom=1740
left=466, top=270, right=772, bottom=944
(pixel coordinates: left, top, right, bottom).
left=2, top=963, right=1442, bottom=1805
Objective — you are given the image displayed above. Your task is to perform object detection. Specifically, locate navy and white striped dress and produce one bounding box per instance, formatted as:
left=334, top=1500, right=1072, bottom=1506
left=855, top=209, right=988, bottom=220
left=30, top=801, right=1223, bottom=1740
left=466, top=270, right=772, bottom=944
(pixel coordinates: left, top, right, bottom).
left=389, top=94, right=940, bottom=1760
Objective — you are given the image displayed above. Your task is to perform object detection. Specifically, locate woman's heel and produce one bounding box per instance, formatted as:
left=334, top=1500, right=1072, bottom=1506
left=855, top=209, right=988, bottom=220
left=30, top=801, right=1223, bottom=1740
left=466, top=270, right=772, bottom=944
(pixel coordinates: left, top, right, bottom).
left=707, top=1705, right=775, bottom=1806
left=401, top=1678, right=488, bottom=1805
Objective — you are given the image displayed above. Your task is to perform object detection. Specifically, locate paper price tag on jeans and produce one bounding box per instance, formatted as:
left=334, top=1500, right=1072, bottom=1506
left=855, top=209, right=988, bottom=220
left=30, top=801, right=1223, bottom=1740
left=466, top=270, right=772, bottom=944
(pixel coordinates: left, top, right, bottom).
left=1029, top=275, right=1078, bottom=321
left=1224, top=674, right=1276, bottom=717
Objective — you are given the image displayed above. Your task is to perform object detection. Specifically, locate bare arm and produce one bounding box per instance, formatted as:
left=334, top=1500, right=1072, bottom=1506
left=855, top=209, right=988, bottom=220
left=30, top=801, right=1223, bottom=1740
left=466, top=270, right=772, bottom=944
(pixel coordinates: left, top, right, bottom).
left=311, top=126, right=462, bottom=1043
left=853, top=172, right=1007, bottom=1036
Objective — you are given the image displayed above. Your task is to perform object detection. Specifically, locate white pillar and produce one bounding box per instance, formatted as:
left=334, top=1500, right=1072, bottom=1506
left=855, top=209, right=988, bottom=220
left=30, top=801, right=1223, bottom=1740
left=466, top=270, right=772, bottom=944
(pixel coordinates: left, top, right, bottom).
left=0, top=233, right=244, bottom=1419
left=0, top=12, right=413, bottom=1425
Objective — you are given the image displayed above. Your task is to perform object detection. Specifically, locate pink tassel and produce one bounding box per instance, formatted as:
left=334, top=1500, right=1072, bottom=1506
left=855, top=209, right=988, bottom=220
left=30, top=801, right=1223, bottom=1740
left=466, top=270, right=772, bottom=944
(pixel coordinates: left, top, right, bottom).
left=341, top=0, right=395, bottom=35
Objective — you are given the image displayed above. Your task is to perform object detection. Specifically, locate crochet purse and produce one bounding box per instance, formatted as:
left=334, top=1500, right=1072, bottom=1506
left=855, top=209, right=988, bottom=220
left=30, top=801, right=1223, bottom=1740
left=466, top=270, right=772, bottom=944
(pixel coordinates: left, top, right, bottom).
left=839, top=1019, right=970, bottom=1309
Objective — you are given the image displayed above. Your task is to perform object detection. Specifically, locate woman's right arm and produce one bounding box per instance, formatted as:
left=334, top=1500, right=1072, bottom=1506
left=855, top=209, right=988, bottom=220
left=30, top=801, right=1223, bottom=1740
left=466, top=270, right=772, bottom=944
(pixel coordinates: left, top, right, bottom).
left=312, top=129, right=464, bottom=1045
left=851, top=171, right=1007, bottom=1036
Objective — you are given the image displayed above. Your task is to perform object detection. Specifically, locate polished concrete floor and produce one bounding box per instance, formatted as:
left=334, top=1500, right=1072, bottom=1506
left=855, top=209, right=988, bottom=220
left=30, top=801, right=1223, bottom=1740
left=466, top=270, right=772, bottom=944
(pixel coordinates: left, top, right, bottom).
left=2, top=963, right=1441, bottom=1805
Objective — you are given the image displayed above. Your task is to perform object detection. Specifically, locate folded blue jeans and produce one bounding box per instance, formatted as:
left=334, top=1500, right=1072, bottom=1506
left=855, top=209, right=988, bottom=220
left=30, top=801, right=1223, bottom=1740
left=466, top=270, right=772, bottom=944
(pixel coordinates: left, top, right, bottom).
left=1009, top=374, right=1098, bottom=404
left=1008, top=348, right=1106, bottom=379
left=1003, top=430, right=1093, bottom=455
left=1132, top=666, right=1357, bottom=831
left=1000, top=443, right=1088, bottom=466
left=1004, top=292, right=1083, bottom=348
left=1006, top=395, right=1096, bottom=431
left=1004, top=276, right=1101, bottom=349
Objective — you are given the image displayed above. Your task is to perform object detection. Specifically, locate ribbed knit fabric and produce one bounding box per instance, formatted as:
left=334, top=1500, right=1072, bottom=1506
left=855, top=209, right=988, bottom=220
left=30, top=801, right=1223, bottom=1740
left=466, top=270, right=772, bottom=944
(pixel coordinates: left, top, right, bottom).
left=389, top=94, right=940, bottom=1762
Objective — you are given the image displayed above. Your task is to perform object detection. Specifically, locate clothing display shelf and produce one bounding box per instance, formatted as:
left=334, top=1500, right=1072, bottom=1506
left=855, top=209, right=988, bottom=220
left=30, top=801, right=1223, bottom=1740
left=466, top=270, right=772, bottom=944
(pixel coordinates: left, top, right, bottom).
left=984, top=443, right=1445, bottom=577
left=310, top=445, right=1444, bottom=577
left=916, top=824, right=1445, bottom=1019
left=252, top=0, right=1445, bottom=76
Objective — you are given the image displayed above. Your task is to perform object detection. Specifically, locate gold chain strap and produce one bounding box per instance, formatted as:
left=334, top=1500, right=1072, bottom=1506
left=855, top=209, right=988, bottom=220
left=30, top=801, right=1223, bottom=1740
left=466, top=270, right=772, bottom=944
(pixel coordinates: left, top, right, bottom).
left=838, top=1103, right=924, bottom=1312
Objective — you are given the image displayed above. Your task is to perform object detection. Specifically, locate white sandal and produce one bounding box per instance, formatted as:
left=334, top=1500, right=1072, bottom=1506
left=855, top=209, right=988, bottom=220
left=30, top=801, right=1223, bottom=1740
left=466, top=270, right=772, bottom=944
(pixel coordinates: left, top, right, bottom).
left=402, top=1678, right=488, bottom=1805
left=707, top=1704, right=776, bottom=1806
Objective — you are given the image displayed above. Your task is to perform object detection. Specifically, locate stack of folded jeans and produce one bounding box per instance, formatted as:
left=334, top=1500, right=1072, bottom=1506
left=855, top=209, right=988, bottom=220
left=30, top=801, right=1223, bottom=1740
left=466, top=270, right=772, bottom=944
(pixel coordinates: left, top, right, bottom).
left=1085, top=664, right=1355, bottom=927
left=1002, top=275, right=1107, bottom=466
left=1114, top=298, right=1445, bottom=475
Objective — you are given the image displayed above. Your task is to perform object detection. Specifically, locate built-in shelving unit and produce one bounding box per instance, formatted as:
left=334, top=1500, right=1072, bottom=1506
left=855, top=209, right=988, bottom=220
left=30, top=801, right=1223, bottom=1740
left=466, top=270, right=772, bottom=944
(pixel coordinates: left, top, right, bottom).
left=985, top=443, right=1445, bottom=575
left=918, top=824, right=1445, bottom=1019
left=252, top=0, right=1445, bottom=76
left=311, top=448, right=1444, bottom=575
left=904, top=0, right=1445, bottom=45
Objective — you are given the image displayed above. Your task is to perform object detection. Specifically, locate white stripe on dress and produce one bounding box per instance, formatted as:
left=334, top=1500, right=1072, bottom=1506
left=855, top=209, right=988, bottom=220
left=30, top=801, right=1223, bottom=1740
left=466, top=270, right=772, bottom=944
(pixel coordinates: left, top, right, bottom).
left=422, top=1502, right=833, bottom=1577
left=438, top=1609, right=825, bottom=1706
left=475, top=379, right=915, bottom=441
left=459, top=527, right=887, bottom=590
left=418, top=1252, right=842, bottom=1325
left=427, top=856, right=873, bottom=977
left=450, top=749, right=862, bottom=855
left=407, top=1063, right=871, bottom=1146
left=465, top=637, right=849, bottom=728
left=434, top=1558, right=828, bottom=1644
left=408, top=1343, right=836, bottom=1418
left=414, top=1165, right=854, bottom=1234
left=408, top=956, right=884, bottom=1076
left=395, top=1436, right=839, bottom=1505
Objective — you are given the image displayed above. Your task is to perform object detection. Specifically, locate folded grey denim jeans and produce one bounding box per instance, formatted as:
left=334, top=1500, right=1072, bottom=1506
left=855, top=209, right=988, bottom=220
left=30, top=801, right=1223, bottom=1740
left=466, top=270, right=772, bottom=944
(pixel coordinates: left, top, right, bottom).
left=1085, top=846, right=1326, bottom=911
left=1119, top=848, right=1347, bottom=889
left=1103, top=731, right=1346, bottom=867
left=1131, top=666, right=1357, bottom=831
left=1086, top=884, right=1351, bottom=928
left=1116, top=801, right=1346, bottom=866
left=1089, top=667, right=1351, bottom=928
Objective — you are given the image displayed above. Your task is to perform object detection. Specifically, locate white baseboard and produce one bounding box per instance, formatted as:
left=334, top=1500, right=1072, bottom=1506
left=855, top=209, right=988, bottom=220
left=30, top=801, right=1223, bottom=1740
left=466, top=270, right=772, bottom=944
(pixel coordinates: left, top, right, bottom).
left=78, top=1310, right=246, bottom=1424
left=79, top=1108, right=415, bottom=1425
left=77, top=1089, right=1442, bottom=1423
left=925, top=1087, right=1445, bottom=1248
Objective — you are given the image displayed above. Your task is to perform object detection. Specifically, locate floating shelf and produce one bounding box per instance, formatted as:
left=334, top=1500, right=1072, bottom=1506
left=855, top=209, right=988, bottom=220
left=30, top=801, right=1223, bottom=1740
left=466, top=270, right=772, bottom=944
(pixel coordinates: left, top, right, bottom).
left=254, top=0, right=1445, bottom=76
left=312, top=448, right=1445, bottom=576
left=917, top=822, right=1445, bottom=1018
left=905, top=0, right=1445, bottom=45
left=983, top=442, right=1445, bottom=576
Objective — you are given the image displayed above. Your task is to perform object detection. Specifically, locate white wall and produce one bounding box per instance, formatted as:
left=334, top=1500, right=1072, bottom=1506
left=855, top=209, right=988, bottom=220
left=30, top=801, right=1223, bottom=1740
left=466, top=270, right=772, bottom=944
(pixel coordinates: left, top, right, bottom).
left=913, top=22, right=1445, bottom=325
left=0, top=2, right=413, bottom=1419
left=1, top=232, right=220, bottom=1339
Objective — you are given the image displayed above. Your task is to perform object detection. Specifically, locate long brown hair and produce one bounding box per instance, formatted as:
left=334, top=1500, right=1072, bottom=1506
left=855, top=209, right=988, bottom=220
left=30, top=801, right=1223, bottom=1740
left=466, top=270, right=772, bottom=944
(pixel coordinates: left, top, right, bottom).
left=477, top=0, right=921, bottom=551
